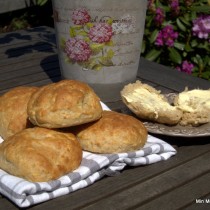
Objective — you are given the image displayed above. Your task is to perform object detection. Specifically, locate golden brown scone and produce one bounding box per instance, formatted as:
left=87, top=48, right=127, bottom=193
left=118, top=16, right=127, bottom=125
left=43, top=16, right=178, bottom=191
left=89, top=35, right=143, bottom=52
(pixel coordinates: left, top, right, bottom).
left=0, top=86, right=39, bottom=139
left=0, top=127, right=82, bottom=182
left=174, top=89, right=210, bottom=126
left=70, top=111, right=147, bottom=154
left=121, top=80, right=182, bottom=125
left=27, top=80, right=102, bottom=128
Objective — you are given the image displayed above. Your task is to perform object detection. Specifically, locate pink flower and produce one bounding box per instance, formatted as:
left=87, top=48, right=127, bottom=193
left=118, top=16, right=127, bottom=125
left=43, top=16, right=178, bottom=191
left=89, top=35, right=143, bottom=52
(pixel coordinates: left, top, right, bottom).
left=72, top=8, right=90, bottom=25
left=65, top=38, right=91, bottom=62
left=155, top=25, right=178, bottom=47
left=176, top=60, right=194, bottom=74
left=155, top=8, right=165, bottom=26
left=89, top=23, right=113, bottom=43
left=170, top=0, right=180, bottom=16
left=192, top=15, right=210, bottom=39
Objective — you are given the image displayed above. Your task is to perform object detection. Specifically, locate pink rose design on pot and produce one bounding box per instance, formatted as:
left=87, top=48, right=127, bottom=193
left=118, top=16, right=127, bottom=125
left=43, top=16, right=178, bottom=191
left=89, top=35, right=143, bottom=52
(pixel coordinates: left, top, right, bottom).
left=89, top=23, right=113, bottom=43
left=65, top=38, right=91, bottom=62
left=72, top=8, right=91, bottom=25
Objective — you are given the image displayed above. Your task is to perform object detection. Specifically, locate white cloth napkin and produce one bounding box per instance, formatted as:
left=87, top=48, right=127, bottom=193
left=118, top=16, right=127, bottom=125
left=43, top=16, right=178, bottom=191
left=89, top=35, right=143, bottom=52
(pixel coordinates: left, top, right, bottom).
left=0, top=103, right=177, bottom=207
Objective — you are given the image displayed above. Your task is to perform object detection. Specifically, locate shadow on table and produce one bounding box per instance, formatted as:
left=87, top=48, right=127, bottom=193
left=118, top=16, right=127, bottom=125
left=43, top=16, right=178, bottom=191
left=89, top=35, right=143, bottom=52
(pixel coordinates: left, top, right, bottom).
left=40, top=54, right=62, bottom=83
left=1, top=26, right=56, bottom=58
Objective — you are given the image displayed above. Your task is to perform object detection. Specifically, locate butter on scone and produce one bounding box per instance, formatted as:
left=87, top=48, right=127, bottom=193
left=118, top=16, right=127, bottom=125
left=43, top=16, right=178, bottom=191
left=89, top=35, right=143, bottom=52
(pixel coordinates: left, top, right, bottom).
left=70, top=111, right=147, bottom=154
left=174, top=89, right=210, bottom=126
left=0, top=127, right=82, bottom=182
left=121, top=80, right=182, bottom=125
left=0, top=86, right=39, bottom=139
left=27, top=80, right=102, bottom=128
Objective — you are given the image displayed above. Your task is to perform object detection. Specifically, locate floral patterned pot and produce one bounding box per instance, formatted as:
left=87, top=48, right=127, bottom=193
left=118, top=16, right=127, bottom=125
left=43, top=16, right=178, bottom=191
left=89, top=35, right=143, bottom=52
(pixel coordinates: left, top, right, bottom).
left=52, top=0, right=147, bottom=102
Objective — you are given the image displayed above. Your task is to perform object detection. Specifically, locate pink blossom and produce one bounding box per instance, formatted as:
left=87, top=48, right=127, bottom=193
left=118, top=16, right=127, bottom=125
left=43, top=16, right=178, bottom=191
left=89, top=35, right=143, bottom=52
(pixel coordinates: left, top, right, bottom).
left=155, top=8, right=165, bottom=26
left=72, top=8, right=90, bottom=25
left=89, top=23, right=113, bottom=43
left=192, top=15, right=210, bottom=39
left=176, top=60, right=194, bottom=74
left=65, top=38, right=91, bottom=62
left=155, top=25, right=179, bottom=47
left=170, top=0, right=180, bottom=16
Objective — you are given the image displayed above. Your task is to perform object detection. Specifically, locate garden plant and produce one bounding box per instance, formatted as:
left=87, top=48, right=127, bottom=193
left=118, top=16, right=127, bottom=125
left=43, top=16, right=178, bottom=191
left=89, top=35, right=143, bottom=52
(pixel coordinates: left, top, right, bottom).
left=142, top=0, right=210, bottom=80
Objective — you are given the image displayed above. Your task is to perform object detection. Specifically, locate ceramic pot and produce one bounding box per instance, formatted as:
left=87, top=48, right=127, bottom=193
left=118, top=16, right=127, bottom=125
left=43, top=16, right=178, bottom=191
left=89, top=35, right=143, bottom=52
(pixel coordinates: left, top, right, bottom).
left=52, top=0, right=147, bottom=102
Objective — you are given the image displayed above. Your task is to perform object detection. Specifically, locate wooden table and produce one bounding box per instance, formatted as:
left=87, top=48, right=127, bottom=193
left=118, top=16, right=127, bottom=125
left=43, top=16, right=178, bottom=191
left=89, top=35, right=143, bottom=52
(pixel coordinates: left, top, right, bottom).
left=0, top=26, right=210, bottom=210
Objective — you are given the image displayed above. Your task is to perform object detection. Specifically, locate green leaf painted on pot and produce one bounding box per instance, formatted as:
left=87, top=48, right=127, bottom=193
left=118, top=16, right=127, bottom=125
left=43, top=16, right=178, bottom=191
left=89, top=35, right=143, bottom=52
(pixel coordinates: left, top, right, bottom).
left=69, top=27, right=76, bottom=37
left=86, top=22, right=94, bottom=29
left=74, top=25, right=83, bottom=30
left=105, top=40, right=114, bottom=46
left=99, top=57, right=114, bottom=66
left=77, top=31, right=88, bottom=37
left=60, top=37, right=66, bottom=50
left=92, top=64, right=103, bottom=71
left=168, top=48, right=182, bottom=64
left=90, top=43, right=104, bottom=53
left=107, top=18, right=113, bottom=25
left=106, top=49, right=114, bottom=59
left=144, top=49, right=162, bottom=61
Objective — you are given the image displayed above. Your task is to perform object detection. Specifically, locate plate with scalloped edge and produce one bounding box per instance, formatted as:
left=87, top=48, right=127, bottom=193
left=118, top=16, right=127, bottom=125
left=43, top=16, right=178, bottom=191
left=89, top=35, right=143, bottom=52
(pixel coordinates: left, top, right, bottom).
left=143, top=121, right=210, bottom=137
left=122, top=93, right=210, bottom=137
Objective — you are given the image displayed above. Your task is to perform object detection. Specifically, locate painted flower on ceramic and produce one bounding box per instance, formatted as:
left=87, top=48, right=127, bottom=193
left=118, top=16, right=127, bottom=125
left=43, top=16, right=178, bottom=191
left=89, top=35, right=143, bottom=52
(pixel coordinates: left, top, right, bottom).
left=112, top=15, right=136, bottom=34
left=72, top=8, right=91, bottom=25
left=65, top=38, right=91, bottom=62
left=89, top=23, right=113, bottom=43
left=61, top=8, right=115, bottom=71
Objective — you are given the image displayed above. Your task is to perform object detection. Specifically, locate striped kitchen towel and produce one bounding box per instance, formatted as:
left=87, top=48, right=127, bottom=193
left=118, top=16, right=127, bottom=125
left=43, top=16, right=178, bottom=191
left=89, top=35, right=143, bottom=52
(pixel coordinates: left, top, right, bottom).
left=0, top=134, right=176, bottom=208
left=0, top=103, right=176, bottom=207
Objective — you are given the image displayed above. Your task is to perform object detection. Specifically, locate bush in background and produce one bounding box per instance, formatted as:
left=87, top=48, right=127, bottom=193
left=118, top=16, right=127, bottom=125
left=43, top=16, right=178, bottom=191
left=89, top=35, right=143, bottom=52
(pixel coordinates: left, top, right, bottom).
left=141, top=0, right=210, bottom=80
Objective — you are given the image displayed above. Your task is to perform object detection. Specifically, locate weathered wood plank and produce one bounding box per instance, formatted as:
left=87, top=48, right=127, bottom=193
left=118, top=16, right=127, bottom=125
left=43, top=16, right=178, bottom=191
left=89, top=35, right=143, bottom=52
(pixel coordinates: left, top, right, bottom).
left=0, top=52, right=58, bottom=71
left=0, top=26, right=56, bottom=48
left=77, top=150, right=210, bottom=210
left=0, top=69, right=61, bottom=93
left=138, top=58, right=210, bottom=91
left=137, top=173, right=210, bottom=210
left=0, top=61, right=59, bottom=81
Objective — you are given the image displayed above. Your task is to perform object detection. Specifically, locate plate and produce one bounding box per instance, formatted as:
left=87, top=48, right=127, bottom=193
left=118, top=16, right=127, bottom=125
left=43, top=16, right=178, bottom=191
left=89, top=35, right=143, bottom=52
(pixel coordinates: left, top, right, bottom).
left=122, top=93, right=210, bottom=137
left=143, top=121, right=210, bottom=137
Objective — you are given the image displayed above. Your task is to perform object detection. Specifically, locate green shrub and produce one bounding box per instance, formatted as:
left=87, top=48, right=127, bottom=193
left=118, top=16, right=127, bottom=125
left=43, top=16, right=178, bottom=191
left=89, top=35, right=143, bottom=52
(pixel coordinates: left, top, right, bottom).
left=142, top=0, right=210, bottom=80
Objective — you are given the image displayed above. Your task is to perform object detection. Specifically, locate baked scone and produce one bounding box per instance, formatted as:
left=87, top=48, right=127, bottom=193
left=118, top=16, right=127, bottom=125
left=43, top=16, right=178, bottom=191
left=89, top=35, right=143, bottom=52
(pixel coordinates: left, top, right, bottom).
left=174, top=89, right=210, bottom=126
left=0, top=86, right=39, bottom=139
left=121, top=81, right=182, bottom=125
left=27, top=80, right=102, bottom=128
left=0, top=127, right=82, bottom=182
left=70, top=111, right=147, bottom=154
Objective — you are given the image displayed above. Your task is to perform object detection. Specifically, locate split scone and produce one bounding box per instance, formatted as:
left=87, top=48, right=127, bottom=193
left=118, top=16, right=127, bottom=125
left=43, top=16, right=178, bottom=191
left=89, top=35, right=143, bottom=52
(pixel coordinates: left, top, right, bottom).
left=121, top=81, right=182, bottom=125
left=27, top=80, right=102, bottom=128
left=0, top=127, right=82, bottom=182
left=70, top=111, right=147, bottom=154
left=0, top=86, right=39, bottom=139
left=174, top=89, right=210, bottom=126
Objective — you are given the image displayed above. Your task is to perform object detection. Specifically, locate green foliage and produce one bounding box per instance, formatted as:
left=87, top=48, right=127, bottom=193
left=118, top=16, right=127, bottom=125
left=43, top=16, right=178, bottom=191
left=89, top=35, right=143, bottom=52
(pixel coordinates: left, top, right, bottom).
left=36, top=0, right=49, bottom=6
left=142, top=0, right=210, bottom=80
